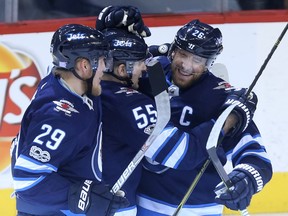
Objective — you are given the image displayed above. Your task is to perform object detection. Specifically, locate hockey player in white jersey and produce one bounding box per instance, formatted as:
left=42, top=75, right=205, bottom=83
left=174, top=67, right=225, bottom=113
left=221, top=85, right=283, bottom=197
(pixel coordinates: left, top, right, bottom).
left=10, top=24, right=128, bottom=216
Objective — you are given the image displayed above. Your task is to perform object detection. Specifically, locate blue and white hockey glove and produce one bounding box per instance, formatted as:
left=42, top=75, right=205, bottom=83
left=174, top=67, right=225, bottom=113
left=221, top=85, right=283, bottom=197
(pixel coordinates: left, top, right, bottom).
left=96, top=5, right=151, bottom=37
left=68, top=180, right=129, bottom=216
left=222, top=88, right=258, bottom=136
left=214, top=163, right=263, bottom=211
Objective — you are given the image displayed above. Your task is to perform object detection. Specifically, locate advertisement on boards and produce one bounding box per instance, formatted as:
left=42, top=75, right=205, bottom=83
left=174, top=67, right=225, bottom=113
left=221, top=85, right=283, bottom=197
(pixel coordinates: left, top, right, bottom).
left=0, top=40, right=46, bottom=215
left=0, top=21, right=288, bottom=215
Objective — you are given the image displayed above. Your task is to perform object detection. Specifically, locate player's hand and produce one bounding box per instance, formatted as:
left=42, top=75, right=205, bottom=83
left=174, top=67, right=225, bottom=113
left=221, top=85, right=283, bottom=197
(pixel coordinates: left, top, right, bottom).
left=69, top=180, right=129, bottom=216
left=96, top=5, right=151, bottom=37
left=214, top=163, right=263, bottom=211
left=96, top=5, right=126, bottom=31
left=222, top=88, right=258, bottom=136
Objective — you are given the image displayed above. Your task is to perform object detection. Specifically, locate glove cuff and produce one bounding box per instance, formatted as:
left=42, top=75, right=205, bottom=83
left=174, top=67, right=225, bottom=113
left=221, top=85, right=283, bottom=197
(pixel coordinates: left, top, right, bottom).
left=69, top=179, right=94, bottom=214
left=234, top=163, right=264, bottom=193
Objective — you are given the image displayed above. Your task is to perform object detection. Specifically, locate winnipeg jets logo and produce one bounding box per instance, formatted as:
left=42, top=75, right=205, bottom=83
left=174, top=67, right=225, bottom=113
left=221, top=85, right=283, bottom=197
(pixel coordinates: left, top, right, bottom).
left=53, top=99, right=79, bottom=116
left=67, top=33, right=86, bottom=41
left=115, top=87, right=139, bottom=95
left=113, top=39, right=132, bottom=47
left=168, top=84, right=179, bottom=97
left=144, top=124, right=155, bottom=135
left=213, top=81, right=232, bottom=90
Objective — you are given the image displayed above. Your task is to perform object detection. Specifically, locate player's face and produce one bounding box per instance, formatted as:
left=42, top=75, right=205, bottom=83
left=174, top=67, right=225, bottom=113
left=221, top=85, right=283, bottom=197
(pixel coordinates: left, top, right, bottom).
left=171, top=49, right=206, bottom=89
left=131, top=60, right=146, bottom=89
left=91, top=56, right=105, bottom=96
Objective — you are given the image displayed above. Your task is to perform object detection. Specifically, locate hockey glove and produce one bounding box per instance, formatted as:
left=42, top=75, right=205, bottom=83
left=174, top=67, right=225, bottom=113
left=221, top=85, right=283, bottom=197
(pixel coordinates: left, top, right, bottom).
left=222, top=88, right=258, bottom=136
left=214, top=163, right=263, bottom=211
left=68, top=180, right=129, bottom=216
left=96, top=5, right=151, bottom=37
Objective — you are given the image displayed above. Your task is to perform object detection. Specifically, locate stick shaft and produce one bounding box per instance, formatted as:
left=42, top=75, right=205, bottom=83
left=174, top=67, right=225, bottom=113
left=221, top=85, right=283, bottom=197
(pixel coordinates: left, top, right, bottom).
left=246, top=23, right=288, bottom=96
left=172, top=159, right=210, bottom=216
left=110, top=60, right=170, bottom=194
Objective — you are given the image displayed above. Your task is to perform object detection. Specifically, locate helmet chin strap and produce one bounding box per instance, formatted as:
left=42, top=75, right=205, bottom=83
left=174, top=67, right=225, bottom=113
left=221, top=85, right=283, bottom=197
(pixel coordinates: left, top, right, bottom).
left=110, top=73, right=133, bottom=87
left=85, top=75, right=95, bottom=95
left=105, top=60, right=135, bottom=87
left=71, top=68, right=96, bottom=95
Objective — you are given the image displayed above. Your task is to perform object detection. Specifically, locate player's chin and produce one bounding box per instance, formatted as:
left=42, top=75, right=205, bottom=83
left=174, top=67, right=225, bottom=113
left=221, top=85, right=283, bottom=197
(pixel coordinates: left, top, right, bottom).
left=175, top=75, right=200, bottom=89
left=92, top=86, right=102, bottom=96
left=173, top=78, right=190, bottom=89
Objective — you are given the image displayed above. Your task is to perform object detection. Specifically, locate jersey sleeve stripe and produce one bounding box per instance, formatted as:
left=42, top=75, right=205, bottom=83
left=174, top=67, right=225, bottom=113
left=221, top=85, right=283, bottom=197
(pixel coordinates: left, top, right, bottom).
left=14, top=155, right=57, bottom=173
left=145, top=126, right=177, bottom=160
left=162, top=133, right=189, bottom=168
left=226, top=134, right=263, bottom=160
left=234, top=151, right=271, bottom=165
left=13, top=176, right=45, bottom=191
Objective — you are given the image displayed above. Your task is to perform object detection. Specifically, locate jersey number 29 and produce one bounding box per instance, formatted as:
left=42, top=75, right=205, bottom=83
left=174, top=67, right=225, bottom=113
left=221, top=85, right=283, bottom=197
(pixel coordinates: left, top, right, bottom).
left=33, top=124, right=66, bottom=150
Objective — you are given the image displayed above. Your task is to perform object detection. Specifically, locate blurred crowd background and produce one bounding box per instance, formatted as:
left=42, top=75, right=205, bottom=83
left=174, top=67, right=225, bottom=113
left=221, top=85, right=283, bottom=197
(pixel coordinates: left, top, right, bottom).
left=1, top=0, right=288, bottom=23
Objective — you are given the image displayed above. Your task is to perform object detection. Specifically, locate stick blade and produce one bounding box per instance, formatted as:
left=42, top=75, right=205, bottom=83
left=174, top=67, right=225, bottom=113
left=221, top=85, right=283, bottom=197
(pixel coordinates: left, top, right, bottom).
left=147, top=59, right=168, bottom=96
left=206, top=104, right=236, bottom=150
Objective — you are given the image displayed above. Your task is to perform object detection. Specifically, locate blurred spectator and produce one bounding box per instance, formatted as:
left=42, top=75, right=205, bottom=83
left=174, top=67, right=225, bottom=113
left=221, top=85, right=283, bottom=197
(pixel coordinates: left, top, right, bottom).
left=18, top=0, right=103, bottom=20
left=17, top=0, right=237, bottom=21
left=11, top=0, right=288, bottom=22
left=237, top=0, right=287, bottom=10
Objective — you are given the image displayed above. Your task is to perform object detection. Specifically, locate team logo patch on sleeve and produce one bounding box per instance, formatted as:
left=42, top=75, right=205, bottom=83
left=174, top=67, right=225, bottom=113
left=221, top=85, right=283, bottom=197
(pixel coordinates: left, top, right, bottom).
left=213, top=81, right=232, bottom=90
left=29, top=146, right=51, bottom=162
left=115, top=87, right=140, bottom=95
left=53, top=99, right=79, bottom=116
left=144, top=124, right=155, bottom=135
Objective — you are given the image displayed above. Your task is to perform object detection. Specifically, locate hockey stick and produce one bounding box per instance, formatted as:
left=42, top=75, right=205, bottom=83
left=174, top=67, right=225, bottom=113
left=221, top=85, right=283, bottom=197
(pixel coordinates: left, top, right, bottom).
left=172, top=22, right=288, bottom=216
left=246, top=23, right=288, bottom=96
left=206, top=104, right=250, bottom=216
left=171, top=159, right=211, bottom=216
left=110, top=59, right=170, bottom=194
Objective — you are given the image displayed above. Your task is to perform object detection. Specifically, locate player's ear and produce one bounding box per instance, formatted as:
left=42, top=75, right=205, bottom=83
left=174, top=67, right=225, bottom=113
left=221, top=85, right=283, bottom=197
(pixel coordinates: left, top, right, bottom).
left=81, top=59, right=91, bottom=72
left=116, top=64, right=126, bottom=77
left=171, top=51, right=175, bottom=59
left=84, top=59, right=91, bottom=69
left=75, top=58, right=91, bottom=78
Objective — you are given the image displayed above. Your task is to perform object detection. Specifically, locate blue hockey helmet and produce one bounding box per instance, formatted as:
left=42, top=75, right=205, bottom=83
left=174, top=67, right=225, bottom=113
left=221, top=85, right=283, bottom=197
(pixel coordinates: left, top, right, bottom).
left=170, top=19, right=223, bottom=69
left=103, top=28, right=149, bottom=61
left=102, top=28, right=150, bottom=74
left=50, top=24, right=109, bottom=73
